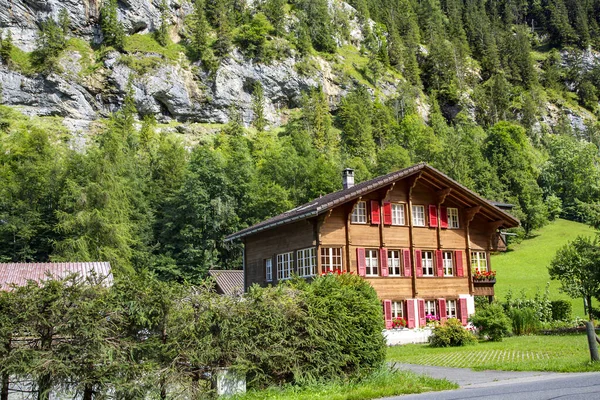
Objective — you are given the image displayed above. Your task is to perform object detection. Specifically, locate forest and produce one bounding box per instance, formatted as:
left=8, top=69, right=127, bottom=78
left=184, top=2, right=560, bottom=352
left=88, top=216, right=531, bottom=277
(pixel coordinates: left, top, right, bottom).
left=1, top=0, right=600, bottom=281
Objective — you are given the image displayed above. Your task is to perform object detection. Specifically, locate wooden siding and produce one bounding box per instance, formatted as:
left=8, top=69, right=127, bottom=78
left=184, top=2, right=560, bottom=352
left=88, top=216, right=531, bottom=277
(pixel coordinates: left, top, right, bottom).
left=366, top=278, right=413, bottom=300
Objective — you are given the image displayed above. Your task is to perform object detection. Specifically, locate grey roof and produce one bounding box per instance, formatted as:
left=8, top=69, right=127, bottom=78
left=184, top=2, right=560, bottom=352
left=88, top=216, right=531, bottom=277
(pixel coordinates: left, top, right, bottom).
left=208, top=269, right=244, bottom=296
left=0, top=262, right=113, bottom=291
left=225, top=163, right=520, bottom=242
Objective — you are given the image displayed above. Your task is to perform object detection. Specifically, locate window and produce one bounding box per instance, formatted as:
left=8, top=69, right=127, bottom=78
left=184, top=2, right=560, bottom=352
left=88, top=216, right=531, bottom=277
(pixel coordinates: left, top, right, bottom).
left=471, top=251, right=487, bottom=273
left=392, top=301, right=404, bottom=318
left=446, top=300, right=457, bottom=318
left=321, top=247, right=343, bottom=272
left=365, top=249, right=379, bottom=276
left=388, top=250, right=401, bottom=276
left=391, top=204, right=405, bottom=225
left=425, top=300, right=437, bottom=316
left=265, top=259, right=272, bottom=282
left=448, top=207, right=459, bottom=229
left=297, top=247, right=316, bottom=277
left=412, top=205, right=425, bottom=226
left=443, top=251, right=453, bottom=276
left=421, top=251, right=434, bottom=276
left=277, top=252, right=293, bottom=280
left=351, top=201, right=367, bottom=224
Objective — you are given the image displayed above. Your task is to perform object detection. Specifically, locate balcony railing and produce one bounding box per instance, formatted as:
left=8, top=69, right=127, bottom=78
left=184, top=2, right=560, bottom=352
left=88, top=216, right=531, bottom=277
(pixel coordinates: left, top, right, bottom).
left=473, top=271, right=496, bottom=296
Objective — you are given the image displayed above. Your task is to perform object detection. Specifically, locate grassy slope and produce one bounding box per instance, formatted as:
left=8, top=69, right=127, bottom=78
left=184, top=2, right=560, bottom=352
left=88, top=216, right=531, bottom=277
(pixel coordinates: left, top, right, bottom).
left=387, top=335, right=600, bottom=372
left=492, top=219, right=596, bottom=318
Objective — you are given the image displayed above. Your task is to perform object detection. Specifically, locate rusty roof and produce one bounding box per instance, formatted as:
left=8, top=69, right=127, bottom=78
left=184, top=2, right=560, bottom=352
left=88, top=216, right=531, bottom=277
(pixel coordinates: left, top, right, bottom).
left=225, top=163, right=520, bottom=241
left=208, top=269, right=244, bottom=296
left=0, top=262, right=113, bottom=291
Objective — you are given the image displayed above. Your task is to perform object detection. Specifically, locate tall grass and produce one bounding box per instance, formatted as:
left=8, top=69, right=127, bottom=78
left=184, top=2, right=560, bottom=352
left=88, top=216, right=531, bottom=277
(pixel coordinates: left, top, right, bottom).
left=511, top=307, right=540, bottom=335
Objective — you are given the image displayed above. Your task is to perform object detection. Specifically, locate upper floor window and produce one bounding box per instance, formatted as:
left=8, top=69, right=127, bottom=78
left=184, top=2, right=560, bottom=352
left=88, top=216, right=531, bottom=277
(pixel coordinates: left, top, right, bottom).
left=446, top=299, right=457, bottom=318
left=277, top=252, right=293, bottom=280
left=321, top=247, right=342, bottom=273
left=352, top=201, right=367, bottom=224
left=425, top=300, right=437, bottom=316
left=365, top=249, right=379, bottom=276
left=443, top=251, right=453, bottom=276
left=471, top=251, right=487, bottom=273
left=412, top=205, right=425, bottom=226
left=265, top=258, right=273, bottom=282
left=392, top=204, right=405, bottom=225
left=422, top=251, right=434, bottom=276
left=297, top=247, right=316, bottom=277
left=388, top=250, right=401, bottom=276
left=448, top=207, right=459, bottom=229
left=392, top=301, right=404, bottom=318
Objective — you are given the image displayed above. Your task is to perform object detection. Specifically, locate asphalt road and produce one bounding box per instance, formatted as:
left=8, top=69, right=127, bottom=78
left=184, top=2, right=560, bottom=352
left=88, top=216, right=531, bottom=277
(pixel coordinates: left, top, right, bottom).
left=382, top=363, right=600, bottom=400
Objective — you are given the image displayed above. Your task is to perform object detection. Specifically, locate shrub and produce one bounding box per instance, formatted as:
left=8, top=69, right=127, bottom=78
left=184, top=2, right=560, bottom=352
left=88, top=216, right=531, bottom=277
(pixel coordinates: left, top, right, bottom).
left=510, top=307, right=540, bottom=335
left=550, top=300, right=572, bottom=322
left=428, top=318, right=477, bottom=347
left=469, top=303, right=511, bottom=341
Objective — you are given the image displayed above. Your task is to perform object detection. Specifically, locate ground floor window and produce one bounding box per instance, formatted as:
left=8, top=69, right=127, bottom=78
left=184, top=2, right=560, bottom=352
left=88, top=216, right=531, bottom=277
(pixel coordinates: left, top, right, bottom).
left=277, top=252, right=293, bottom=280
left=446, top=299, right=457, bottom=318
left=392, top=301, right=404, bottom=318
left=425, top=300, right=437, bottom=316
left=265, top=258, right=272, bottom=282
left=297, top=247, right=316, bottom=277
left=321, top=247, right=342, bottom=272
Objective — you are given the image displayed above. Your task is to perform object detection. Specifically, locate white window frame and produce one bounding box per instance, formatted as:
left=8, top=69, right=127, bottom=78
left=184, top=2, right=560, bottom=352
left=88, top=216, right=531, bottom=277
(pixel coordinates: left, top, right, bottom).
left=297, top=247, right=316, bottom=277
left=365, top=249, right=379, bottom=276
left=265, top=258, right=272, bottom=282
left=277, top=252, right=293, bottom=280
left=422, top=251, right=434, bottom=276
left=412, top=205, right=425, bottom=227
left=442, top=251, right=453, bottom=277
left=446, top=299, right=457, bottom=318
left=351, top=201, right=367, bottom=224
left=391, top=203, right=405, bottom=225
left=447, top=207, right=459, bottom=229
left=388, top=250, right=401, bottom=276
left=392, top=301, right=404, bottom=318
left=471, top=251, right=487, bottom=273
left=425, top=300, right=437, bottom=316
left=321, top=247, right=343, bottom=272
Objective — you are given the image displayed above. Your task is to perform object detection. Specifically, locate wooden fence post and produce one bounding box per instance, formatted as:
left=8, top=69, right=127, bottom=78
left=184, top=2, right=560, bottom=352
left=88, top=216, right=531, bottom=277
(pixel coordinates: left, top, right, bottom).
left=586, top=321, right=599, bottom=362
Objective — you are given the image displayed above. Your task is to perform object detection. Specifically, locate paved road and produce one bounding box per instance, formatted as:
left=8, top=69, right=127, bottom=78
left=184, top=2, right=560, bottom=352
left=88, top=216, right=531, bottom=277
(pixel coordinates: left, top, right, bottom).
left=382, top=363, right=600, bottom=400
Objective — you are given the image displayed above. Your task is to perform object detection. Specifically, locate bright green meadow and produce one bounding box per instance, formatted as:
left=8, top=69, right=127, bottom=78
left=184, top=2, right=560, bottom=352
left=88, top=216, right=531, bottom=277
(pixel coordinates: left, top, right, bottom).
left=492, top=219, right=596, bottom=317
left=387, top=334, right=600, bottom=372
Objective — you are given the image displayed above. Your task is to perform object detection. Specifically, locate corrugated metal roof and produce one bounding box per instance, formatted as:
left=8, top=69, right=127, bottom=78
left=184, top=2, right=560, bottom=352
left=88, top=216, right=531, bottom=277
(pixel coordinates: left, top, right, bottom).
left=208, top=269, right=244, bottom=296
left=0, top=262, right=113, bottom=291
left=225, top=163, right=520, bottom=241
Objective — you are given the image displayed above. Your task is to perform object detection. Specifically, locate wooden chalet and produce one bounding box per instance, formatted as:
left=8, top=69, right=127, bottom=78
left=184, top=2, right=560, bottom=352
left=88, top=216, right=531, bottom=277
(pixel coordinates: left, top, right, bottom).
left=225, top=163, right=519, bottom=329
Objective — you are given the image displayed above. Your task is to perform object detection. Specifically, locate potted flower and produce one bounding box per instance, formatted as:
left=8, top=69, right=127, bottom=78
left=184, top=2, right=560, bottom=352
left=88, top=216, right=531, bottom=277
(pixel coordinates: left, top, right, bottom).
left=392, top=317, right=407, bottom=329
left=473, top=270, right=496, bottom=282
left=425, top=314, right=440, bottom=327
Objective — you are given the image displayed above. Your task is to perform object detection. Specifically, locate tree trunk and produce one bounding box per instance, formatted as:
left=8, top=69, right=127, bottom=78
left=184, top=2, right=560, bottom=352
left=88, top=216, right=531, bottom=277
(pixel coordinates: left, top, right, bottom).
left=37, top=374, right=51, bottom=400
left=588, top=295, right=594, bottom=321
left=1, top=371, right=8, bottom=400
left=83, top=384, right=93, bottom=400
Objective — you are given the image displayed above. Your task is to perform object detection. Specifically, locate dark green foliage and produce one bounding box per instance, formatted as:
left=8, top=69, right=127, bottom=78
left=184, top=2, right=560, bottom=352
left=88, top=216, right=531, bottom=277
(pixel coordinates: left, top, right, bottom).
left=155, top=0, right=170, bottom=47
left=34, top=17, right=67, bottom=70
left=297, top=0, right=336, bottom=53
left=470, top=303, right=512, bottom=341
left=510, top=307, right=540, bottom=335
left=100, top=0, right=126, bottom=51
left=0, top=30, right=13, bottom=67
left=339, top=86, right=376, bottom=160
left=252, top=81, right=267, bottom=132
left=551, top=300, right=573, bottom=322
left=236, top=13, right=274, bottom=61
left=428, top=318, right=477, bottom=347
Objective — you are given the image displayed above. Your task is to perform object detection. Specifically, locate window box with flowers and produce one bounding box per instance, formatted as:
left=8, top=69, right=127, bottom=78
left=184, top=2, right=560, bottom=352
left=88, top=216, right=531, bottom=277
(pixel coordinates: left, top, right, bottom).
left=425, top=314, right=440, bottom=327
left=473, top=270, right=496, bottom=282
left=391, top=317, right=407, bottom=329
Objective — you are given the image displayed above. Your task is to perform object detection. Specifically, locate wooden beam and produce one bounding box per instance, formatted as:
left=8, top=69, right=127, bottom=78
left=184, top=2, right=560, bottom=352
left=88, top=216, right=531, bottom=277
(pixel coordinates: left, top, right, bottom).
left=487, top=220, right=505, bottom=252
left=436, top=188, right=452, bottom=205
left=408, top=174, right=421, bottom=298
left=465, top=206, right=481, bottom=223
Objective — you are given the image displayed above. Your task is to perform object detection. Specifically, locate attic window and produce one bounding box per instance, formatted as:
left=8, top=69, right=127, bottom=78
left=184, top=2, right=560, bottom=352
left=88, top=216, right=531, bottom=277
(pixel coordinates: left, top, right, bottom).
left=351, top=201, right=367, bottom=224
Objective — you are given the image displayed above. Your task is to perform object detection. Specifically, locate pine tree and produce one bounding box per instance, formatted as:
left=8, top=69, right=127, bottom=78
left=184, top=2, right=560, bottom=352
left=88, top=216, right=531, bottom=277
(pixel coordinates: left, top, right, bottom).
left=35, top=17, right=67, bottom=69
left=263, top=0, right=286, bottom=36
left=155, top=0, right=170, bottom=47
left=252, top=81, right=267, bottom=132
left=213, top=0, right=232, bottom=57
left=0, top=30, right=13, bottom=67
left=58, top=8, right=70, bottom=36
left=100, top=0, right=126, bottom=51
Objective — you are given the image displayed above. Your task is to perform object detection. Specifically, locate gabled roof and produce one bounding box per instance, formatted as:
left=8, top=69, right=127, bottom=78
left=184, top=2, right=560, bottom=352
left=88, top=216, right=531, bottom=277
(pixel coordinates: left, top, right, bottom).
left=208, top=269, right=244, bottom=296
left=225, top=163, right=519, bottom=242
left=0, top=262, right=113, bottom=291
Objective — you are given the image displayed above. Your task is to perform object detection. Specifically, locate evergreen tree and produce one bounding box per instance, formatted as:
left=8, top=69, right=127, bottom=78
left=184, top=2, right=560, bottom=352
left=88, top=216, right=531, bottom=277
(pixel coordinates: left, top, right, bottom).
left=34, top=17, right=67, bottom=69
left=299, top=86, right=335, bottom=153
left=338, top=86, right=376, bottom=160
left=252, top=81, right=267, bottom=132
left=263, top=0, right=286, bottom=36
left=155, top=0, right=170, bottom=47
left=100, top=0, right=126, bottom=51
left=0, top=30, right=13, bottom=67
left=58, top=8, right=70, bottom=36
left=298, top=0, right=336, bottom=53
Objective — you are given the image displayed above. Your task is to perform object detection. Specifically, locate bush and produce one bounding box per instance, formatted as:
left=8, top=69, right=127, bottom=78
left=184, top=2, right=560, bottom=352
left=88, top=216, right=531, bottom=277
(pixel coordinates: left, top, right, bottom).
left=550, top=300, right=572, bottom=322
left=469, top=303, right=511, bottom=341
left=428, top=318, right=477, bottom=347
left=510, top=307, right=540, bottom=335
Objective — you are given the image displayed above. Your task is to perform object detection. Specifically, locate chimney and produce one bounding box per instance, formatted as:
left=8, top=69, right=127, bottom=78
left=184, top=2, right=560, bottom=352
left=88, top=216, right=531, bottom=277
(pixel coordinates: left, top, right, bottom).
left=342, top=168, right=355, bottom=189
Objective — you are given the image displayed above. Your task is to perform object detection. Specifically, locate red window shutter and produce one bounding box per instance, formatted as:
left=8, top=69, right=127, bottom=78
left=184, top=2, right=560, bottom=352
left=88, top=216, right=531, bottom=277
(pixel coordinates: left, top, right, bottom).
left=429, top=205, right=438, bottom=228
left=383, top=202, right=392, bottom=225
left=380, top=248, right=389, bottom=277
left=357, top=248, right=366, bottom=277
left=415, top=250, right=423, bottom=277
left=435, top=250, right=443, bottom=276
left=418, top=299, right=426, bottom=327
left=459, top=298, right=468, bottom=325
left=440, top=206, right=448, bottom=229
left=455, top=250, right=464, bottom=277
left=438, top=298, right=447, bottom=323
left=384, top=300, right=393, bottom=329
left=403, top=249, right=412, bottom=277
left=406, top=299, right=416, bottom=328
left=371, top=201, right=380, bottom=225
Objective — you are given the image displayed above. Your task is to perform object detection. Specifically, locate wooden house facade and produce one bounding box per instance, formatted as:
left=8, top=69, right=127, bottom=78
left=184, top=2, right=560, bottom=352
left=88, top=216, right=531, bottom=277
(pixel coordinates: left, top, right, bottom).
left=225, top=163, right=519, bottom=329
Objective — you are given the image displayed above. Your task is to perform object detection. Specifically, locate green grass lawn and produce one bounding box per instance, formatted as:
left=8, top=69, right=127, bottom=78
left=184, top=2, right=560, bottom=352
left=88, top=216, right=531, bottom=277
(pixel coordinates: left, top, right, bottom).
left=492, top=219, right=596, bottom=317
left=232, top=369, right=457, bottom=400
left=387, top=334, right=600, bottom=372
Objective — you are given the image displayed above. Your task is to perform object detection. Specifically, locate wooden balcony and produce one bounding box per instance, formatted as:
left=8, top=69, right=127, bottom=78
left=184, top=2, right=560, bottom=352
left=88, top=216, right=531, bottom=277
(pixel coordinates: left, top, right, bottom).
left=473, top=279, right=496, bottom=297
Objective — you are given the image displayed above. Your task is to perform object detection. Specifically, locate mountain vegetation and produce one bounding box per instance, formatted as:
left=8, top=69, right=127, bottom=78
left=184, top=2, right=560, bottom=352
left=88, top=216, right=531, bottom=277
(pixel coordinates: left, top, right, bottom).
left=1, top=0, right=600, bottom=280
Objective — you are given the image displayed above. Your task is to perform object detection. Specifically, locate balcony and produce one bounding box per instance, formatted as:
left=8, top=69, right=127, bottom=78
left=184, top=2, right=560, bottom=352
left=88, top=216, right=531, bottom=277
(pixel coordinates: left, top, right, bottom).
left=473, top=270, right=496, bottom=297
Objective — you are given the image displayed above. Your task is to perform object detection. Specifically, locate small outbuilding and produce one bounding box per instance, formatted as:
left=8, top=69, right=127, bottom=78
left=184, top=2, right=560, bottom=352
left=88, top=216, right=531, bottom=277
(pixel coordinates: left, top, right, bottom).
left=0, top=262, right=113, bottom=291
left=208, top=269, right=244, bottom=296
